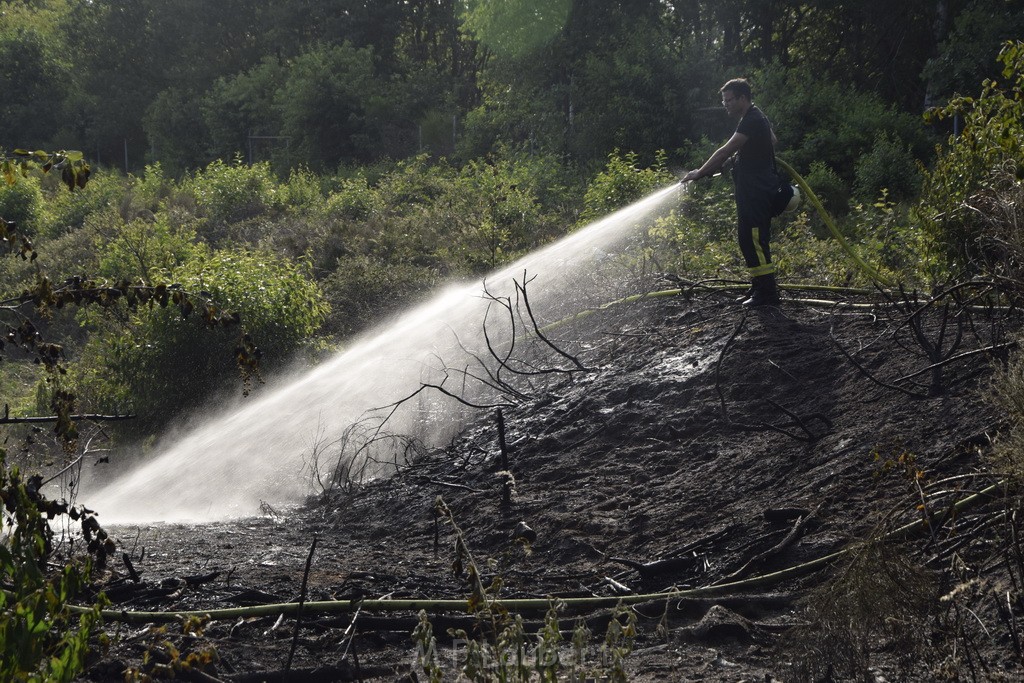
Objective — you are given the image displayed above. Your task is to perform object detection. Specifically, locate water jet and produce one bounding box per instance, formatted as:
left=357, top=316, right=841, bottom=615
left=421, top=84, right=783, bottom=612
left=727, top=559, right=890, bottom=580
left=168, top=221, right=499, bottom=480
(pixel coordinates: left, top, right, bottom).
left=82, top=184, right=684, bottom=523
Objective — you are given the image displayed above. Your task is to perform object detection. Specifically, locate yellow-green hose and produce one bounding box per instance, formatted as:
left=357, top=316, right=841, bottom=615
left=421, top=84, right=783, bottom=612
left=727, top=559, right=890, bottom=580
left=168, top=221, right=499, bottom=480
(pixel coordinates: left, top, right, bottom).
left=775, top=157, right=892, bottom=288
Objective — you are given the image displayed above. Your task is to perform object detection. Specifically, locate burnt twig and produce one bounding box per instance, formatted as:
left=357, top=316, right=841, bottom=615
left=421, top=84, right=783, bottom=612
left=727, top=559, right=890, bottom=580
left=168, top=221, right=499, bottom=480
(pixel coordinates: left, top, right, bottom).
left=285, top=537, right=317, bottom=673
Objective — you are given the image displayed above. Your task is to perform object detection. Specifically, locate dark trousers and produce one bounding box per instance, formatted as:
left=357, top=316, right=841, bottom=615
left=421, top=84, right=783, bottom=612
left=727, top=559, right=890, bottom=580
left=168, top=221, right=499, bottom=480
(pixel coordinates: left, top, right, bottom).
left=734, top=172, right=778, bottom=277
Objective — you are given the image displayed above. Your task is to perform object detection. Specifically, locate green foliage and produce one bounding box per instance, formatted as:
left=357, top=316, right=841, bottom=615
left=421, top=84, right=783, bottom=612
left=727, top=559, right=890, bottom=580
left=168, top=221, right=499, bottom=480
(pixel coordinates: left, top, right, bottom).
left=324, top=174, right=383, bottom=222
left=853, top=132, right=922, bottom=204
left=773, top=197, right=944, bottom=288
left=200, top=57, right=289, bottom=169
left=647, top=181, right=741, bottom=276
left=184, top=158, right=284, bottom=237
left=95, top=213, right=205, bottom=282
left=37, top=169, right=125, bottom=239
left=0, top=17, right=72, bottom=150
left=580, top=150, right=675, bottom=224
left=282, top=167, right=326, bottom=217
left=82, top=247, right=327, bottom=428
left=143, top=87, right=210, bottom=177
left=803, top=162, right=849, bottom=219
left=451, top=157, right=553, bottom=271
left=322, top=256, right=437, bottom=338
left=922, top=0, right=1024, bottom=100
left=756, top=62, right=934, bottom=188
left=461, top=0, right=571, bottom=59
left=919, top=41, right=1024, bottom=271
left=321, top=154, right=565, bottom=277
left=0, top=451, right=108, bottom=683
left=0, top=174, right=43, bottom=235
left=650, top=175, right=942, bottom=289
left=277, top=43, right=399, bottom=169
left=0, top=0, right=1011, bottom=182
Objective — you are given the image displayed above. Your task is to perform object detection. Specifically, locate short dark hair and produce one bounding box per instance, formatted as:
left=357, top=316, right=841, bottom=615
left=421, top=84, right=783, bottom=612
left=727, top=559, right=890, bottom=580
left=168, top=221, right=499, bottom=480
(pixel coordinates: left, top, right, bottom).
left=720, top=78, right=752, bottom=101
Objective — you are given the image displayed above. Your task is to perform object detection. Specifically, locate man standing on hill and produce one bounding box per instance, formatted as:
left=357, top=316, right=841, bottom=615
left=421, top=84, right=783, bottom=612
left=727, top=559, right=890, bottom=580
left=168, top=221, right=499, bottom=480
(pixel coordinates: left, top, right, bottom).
left=682, top=78, right=781, bottom=307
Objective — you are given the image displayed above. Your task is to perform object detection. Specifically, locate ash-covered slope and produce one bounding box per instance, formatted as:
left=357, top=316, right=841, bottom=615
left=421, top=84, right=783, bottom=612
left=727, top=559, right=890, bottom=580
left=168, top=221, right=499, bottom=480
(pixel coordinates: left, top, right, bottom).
left=86, top=287, right=1014, bottom=681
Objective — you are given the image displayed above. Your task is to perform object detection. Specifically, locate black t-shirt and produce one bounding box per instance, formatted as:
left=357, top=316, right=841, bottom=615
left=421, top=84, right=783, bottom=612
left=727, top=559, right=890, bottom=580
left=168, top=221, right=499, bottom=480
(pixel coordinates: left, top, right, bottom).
left=733, top=105, right=774, bottom=177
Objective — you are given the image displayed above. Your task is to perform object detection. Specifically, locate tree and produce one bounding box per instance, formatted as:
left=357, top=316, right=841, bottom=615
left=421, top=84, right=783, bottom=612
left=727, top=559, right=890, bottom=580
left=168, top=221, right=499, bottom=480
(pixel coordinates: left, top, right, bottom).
left=923, top=0, right=1024, bottom=103
left=277, top=43, right=406, bottom=168
left=0, top=23, right=71, bottom=150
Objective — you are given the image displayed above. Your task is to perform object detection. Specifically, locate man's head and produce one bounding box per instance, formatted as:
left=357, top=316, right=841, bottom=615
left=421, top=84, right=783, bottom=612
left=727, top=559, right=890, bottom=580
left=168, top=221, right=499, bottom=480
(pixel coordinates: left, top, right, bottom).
left=720, top=78, right=752, bottom=118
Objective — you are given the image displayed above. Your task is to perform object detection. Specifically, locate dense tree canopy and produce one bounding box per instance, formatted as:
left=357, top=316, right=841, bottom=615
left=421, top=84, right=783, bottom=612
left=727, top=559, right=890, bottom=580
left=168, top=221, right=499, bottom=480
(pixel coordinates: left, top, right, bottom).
left=0, top=0, right=1013, bottom=178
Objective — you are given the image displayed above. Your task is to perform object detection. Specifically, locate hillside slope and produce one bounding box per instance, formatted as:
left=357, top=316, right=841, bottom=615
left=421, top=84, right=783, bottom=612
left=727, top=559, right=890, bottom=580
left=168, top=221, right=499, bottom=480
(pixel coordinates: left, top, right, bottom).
left=82, top=285, right=1020, bottom=682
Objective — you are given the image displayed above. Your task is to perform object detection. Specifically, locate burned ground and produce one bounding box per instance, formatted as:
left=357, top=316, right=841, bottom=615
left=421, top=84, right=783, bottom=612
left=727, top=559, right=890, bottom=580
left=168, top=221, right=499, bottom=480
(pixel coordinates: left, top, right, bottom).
left=77, top=284, right=1023, bottom=681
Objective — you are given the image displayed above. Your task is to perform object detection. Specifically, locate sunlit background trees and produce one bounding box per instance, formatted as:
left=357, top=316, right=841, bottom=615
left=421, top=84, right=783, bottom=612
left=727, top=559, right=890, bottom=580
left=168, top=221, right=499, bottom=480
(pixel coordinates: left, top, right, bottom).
left=1, top=0, right=1022, bottom=439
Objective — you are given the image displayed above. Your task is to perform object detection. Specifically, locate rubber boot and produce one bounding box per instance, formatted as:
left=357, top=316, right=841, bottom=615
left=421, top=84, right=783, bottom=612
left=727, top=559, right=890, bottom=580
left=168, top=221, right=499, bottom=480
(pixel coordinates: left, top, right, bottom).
left=735, top=282, right=755, bottom=302
left=742, top=274, right=780, bottom=307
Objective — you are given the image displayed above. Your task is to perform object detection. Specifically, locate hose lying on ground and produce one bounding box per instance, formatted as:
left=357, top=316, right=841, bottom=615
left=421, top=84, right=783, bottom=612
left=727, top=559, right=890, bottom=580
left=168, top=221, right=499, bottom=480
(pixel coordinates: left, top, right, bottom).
left=36, top=479, right=1008, bottom=624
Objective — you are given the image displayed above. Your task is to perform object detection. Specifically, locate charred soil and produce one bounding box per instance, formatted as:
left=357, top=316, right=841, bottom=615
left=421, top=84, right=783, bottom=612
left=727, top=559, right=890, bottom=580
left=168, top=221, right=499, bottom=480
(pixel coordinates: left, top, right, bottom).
left=77, top=284, right=1024, bottom=682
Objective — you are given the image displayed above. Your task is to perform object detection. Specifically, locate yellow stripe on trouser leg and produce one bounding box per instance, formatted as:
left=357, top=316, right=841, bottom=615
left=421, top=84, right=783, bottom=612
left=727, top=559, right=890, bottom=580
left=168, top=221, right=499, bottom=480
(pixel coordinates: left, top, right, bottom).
left=747, top=228, right=776, bottom=276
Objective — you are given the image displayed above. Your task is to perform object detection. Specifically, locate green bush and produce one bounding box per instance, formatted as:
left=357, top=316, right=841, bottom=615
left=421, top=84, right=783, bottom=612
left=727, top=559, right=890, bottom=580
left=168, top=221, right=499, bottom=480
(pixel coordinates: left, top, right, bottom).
left=75, top=247, right=328, bottom=429
left=321, top=255, right=438, bottom=338
left=805, top=161, right=850, bottom=219
left=37, top=169, right=126, bottom=239
left=919, top=41, right=1024, bottom=272
left=278, top=43, right=405, bottom=169
left=756, top=62, right=933, bottom=188
left=647, top=181, right=742, bottom=278
left=143, top=87, right=210, bottom=177
left=201, top=57, right=288, bottom=169
left=579, top=150, right=676, bottom=225
left=184, top=158, right=284, bottom=239
left=650, top=173, right=942, bottom=289
left=0, top=175, right=42, bottom=235
left=283, top=166, right=326, bottom=217
left=853, top=132, right=923, bottom=203
left=95, top=212, right=205, bottom=282
left=0, top=451, right=107, bottom=683
left=325, top=174, right=382, bottom=222
left=450, top=157, right=556, bottom=271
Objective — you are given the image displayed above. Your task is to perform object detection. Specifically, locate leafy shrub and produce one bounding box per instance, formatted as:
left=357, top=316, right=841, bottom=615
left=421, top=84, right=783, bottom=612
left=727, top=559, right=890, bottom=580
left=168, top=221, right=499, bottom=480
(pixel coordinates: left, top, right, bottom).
left=201, top=57, right=288, bottom=168
left=650, top=175, right=942, bottom=288
left=278, top=43, right=407, bottom=169
left=321, top=255, right=438, bottom=338
left=0, top=450, right=107, bottom=683
left=76, top=247, right=328, bottom=429
left=451, top=157, right=554, bottom=271
left=95, top=213, right=205, bottom=281
left=853, top=132, right=923, bottom=203
left=579, top=150, right=676, bottom=224
left=774, top=198, right=943, bottom=288
left=647, top=181, right=744, bottom=278
left=0, top=175, right=42, bottom=235
left=919, top=41, right=1024, bottom=273
left=37, top=169, right=126, bottom=239
left=143, top=87, right=210, bottom=177
left=184, top=158, right=284, bottom=239
left=132, top=163, right=176, bottom=211
left=804, top=161, right=849, bottom=219
left=756, top=62, right=933, bottom=188
left=991, top=341, right=1024, bottom=482
left=283, top=167, right=326, bottom=217
left=325, top=174, right=382, bottom=222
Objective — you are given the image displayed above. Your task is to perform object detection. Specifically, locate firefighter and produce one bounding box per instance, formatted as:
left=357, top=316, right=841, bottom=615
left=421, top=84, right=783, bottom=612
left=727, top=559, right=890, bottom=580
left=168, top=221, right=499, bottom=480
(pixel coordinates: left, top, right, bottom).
left=682, top=78, right=781, bottom=306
